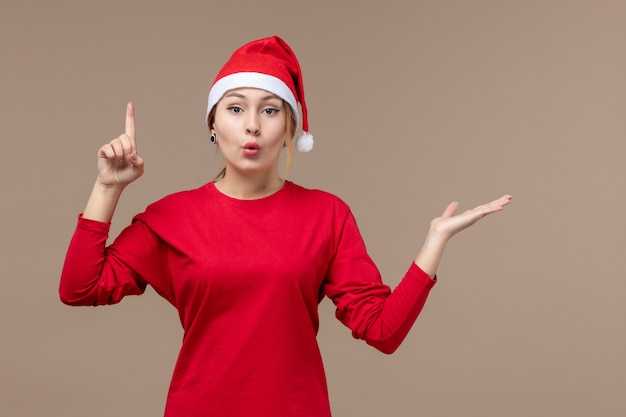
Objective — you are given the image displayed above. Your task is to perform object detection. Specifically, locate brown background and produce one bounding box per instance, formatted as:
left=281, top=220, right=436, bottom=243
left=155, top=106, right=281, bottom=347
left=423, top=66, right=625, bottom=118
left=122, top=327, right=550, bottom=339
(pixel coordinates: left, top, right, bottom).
left=1, top=0, right=625, bottom=416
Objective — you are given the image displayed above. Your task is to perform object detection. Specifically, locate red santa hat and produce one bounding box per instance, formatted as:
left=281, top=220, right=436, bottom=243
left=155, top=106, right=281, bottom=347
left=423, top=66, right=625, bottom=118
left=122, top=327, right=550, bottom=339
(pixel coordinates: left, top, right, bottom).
left=206, top=35, right=314, bottom=152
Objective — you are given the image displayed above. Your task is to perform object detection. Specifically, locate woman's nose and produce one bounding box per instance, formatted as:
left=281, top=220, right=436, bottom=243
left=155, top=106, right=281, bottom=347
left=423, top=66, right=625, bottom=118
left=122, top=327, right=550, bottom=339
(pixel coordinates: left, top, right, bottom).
left=246, top=114, right=260, bottom=135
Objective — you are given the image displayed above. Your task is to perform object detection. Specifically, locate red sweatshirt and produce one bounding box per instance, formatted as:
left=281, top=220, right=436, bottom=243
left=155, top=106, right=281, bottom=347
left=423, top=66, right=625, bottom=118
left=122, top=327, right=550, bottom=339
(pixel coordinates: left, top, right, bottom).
left=60, top=181, right=436, bottom=417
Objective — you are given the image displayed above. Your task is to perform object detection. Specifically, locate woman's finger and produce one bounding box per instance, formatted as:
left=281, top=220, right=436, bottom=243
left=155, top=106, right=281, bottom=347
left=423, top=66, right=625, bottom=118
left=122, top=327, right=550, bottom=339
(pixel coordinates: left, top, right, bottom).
left=485, top=195, right=512, bottom=212
left=117, top=133, right=134, bottom=157
left=467, top=195, right=512, bottom=218
left=125, top=102, right=136, bottom=153
left=98, top=143, right=116, bottom=161
left=110, top=139, right=126, bottom=161
left=441, top=201, right=459, bottom=218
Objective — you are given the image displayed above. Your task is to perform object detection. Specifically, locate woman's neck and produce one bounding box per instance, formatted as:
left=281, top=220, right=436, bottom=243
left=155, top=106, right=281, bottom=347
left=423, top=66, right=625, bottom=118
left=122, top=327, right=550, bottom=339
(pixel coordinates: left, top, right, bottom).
left=215, top=171, right=284, bottom=200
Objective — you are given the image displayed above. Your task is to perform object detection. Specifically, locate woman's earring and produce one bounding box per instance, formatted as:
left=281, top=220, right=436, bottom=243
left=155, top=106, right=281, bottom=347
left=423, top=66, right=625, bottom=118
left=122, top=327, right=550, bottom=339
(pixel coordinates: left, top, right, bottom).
left=210, top=133, right=217, bottom=144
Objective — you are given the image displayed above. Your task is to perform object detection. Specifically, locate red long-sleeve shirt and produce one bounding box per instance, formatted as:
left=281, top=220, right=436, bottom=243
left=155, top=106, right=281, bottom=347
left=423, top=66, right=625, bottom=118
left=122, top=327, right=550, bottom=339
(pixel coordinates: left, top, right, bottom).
left=60, top=181, right=436, bottom=416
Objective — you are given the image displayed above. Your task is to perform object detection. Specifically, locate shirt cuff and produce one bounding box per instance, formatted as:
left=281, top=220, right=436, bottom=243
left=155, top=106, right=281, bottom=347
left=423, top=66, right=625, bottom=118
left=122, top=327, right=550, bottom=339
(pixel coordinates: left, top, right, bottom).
left=77, top=213, right=111, bottom=233
left=409, top=262, right=437, bottom=288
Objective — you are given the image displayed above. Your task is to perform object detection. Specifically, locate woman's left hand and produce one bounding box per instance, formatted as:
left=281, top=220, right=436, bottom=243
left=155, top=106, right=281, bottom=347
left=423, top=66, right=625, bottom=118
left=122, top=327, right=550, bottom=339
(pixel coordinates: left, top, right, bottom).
left=429, top=194, right=513, bottom=241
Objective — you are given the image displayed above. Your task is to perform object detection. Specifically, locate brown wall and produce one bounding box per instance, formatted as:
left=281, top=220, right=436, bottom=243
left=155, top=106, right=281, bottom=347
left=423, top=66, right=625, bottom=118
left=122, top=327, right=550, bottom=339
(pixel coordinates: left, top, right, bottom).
left=1, top=1, right=625, bottom=416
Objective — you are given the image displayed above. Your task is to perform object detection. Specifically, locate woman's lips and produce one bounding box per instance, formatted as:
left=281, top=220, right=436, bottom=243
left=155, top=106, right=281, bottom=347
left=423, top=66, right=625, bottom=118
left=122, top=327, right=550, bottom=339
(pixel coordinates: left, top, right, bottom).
left=242, top=142, right=260, bottom=156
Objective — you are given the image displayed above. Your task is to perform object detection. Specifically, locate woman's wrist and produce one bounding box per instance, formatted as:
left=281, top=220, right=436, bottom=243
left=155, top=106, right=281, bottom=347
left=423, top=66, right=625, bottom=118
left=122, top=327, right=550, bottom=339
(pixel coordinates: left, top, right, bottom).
left=82, top=181, right=125, bottom=222
left=414, top=231, right=449, bottom=279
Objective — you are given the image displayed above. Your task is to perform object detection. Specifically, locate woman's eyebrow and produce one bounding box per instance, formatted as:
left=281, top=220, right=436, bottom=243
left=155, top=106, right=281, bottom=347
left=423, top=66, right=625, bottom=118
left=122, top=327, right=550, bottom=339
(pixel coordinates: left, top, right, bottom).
left=224, top=92, right=246, bottom=99
left=262, top=94, right=281, bottom=101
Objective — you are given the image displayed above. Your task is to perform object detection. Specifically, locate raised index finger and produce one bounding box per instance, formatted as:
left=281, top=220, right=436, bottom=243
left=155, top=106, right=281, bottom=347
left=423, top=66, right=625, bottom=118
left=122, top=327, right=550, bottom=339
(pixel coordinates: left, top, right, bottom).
left=125, top=102, right=136, bottom=152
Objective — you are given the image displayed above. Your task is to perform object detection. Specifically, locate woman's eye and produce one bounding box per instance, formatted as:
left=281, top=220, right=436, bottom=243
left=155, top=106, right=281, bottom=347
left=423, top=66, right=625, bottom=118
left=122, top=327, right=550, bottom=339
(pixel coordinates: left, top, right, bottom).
left=263, top=108, right=279, bottom=115
left=227, top=106, right=243, bottom=113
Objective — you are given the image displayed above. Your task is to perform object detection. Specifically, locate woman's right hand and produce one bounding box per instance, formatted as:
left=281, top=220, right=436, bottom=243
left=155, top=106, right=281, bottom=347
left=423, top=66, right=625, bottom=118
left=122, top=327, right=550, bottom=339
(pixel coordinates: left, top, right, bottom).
left=96, top=102, right=144, bottom=189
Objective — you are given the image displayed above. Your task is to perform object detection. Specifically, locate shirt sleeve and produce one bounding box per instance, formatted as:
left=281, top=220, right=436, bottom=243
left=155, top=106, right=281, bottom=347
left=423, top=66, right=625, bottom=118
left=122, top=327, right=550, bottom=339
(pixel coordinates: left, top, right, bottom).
left=323, top=209, right=436, bottom=354
left=59, top=215, right=174, bottom=306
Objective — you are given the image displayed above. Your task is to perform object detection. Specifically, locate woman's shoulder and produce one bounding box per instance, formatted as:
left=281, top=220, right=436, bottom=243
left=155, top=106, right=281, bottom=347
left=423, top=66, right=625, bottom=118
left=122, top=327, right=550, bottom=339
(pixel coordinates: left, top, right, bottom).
left=150, top=183, right=210, bottom=209
left=286, top=181, right=351, bottom=212
left=133, top=183, right=211, bottom=223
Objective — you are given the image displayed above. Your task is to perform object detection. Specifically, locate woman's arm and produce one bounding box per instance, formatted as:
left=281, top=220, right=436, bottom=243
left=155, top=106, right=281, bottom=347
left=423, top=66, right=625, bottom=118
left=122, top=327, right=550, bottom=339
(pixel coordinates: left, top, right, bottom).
left=414, top=195, right=513, bottom=278
left=59, top=102, right=147, bottom=306
left=326, top=194, right=512, bottom=353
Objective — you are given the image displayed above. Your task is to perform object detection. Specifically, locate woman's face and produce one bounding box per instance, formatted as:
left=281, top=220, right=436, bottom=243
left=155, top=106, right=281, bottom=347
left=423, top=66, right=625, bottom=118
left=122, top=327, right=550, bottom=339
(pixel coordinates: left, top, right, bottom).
left=212, top=88, right=287, bottom=178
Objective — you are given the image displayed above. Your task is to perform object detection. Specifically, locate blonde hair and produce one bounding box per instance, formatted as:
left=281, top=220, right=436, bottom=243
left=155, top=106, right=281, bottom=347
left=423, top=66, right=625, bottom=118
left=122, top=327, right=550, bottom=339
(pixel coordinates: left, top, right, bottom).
left=208, top=101, right=297, bottom=180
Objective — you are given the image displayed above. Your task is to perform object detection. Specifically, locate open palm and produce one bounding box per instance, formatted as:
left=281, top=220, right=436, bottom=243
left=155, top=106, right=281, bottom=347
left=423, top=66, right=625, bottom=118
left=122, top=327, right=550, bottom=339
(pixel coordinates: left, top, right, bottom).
left=430, top=195, right=513, bottom=240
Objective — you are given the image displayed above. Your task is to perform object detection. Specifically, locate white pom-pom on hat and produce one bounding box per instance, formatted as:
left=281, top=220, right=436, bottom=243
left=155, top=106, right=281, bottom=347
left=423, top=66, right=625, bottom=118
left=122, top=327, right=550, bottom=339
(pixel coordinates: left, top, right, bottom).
left=206, top=36, right=314, bottom=152
left=295, top=132, right=314, bottom=152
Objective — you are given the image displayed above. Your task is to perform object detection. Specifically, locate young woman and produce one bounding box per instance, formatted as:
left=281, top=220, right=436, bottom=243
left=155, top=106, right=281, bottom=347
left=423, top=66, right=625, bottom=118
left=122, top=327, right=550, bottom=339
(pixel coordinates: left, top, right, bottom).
left=60, top=36, right=511, bottom=417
